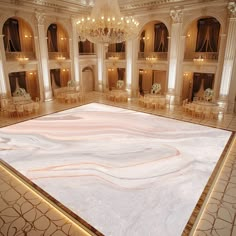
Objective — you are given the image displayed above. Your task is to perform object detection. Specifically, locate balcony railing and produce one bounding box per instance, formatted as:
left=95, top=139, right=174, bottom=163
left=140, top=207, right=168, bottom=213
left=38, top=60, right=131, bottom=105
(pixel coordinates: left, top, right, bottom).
left=106, top=52, right=126, bottom=60
left=184, top=52, right=218, bottom=61
left=5, top=52, right=36, bottom=61
left=79, top=52, right=96, bottom=56
left=138, top=52, right=168, bottom=61
left=48, top=52, right=70, bottom=60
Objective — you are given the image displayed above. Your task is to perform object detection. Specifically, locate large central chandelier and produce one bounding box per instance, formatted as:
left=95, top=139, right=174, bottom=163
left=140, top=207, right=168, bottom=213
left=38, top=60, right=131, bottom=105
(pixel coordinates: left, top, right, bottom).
left=76, top=0, right=139, bottom=44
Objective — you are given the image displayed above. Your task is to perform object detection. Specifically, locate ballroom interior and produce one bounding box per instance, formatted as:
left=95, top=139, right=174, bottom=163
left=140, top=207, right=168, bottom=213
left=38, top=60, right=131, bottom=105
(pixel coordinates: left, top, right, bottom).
left=0, top=0, right=236, bottom=235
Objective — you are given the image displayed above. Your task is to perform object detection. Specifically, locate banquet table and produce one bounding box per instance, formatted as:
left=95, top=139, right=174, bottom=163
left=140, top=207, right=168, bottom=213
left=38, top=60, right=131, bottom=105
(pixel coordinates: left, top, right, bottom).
left=106, top=90, right=128, bottom=102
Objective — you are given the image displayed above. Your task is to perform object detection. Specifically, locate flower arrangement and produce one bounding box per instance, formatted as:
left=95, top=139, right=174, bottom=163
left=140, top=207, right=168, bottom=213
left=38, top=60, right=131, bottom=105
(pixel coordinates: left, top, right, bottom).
left=151, top=83, right=161, bottom=94
left=13, top=87, right=27, bottom=97
left=67, top=79, right=76, bottom=87
left=204, top=88, right=214, bottom=101
left=116, top=80, right=124, bottom=89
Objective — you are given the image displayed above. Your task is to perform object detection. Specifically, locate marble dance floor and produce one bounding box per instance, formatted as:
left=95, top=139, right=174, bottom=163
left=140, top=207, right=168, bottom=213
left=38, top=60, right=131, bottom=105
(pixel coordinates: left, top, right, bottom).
left=0, top=103, right=232, bottom=236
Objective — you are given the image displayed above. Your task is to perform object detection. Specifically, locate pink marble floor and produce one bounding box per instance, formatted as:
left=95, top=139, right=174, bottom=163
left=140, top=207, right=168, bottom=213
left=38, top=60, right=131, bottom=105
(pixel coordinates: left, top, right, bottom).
left=0, top=103, right=232, bottom=236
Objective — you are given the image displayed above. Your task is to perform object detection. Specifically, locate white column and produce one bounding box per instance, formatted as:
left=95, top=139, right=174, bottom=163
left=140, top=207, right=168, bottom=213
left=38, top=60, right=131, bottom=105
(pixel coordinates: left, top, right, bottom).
left=219, top=2, right=236, bottom=100
left=71, top=18, right=80, bottom=85
left=126, top=40, right=133, bottom=93
left=126, top=38, right=139, bottom=97
left=35, top=11, right=52, bottom=101
left=174, top=35, right=186, bottom=103
left=214, top=33, right=227, bottom=96
left=96, top=43, right=106, bottom=92
left=167, top=8, right=183, bottom=103
left=0, top=35, right=9, bottom=96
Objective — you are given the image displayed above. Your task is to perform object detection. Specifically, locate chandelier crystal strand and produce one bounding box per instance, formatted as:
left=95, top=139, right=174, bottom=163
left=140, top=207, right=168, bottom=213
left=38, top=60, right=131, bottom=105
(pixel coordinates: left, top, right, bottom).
left=76, top=0, right=139, bottom=44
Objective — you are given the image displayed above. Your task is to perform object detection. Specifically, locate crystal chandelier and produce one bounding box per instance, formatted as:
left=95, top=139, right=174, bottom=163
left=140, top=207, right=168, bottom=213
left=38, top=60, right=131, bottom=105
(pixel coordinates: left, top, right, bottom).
left=76, top=0, right=139, bottom=44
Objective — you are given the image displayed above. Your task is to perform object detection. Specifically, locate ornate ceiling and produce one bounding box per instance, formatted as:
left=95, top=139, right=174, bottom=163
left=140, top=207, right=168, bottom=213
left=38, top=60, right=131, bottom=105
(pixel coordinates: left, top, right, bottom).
left=0, top=0, right=229, bottom=17
left=0, top=0, right=228, bottom=17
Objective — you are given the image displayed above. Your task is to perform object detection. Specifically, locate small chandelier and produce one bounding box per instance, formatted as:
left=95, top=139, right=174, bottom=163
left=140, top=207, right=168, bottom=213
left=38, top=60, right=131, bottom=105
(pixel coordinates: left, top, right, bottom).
left=76, top=0, right=139, bottom=45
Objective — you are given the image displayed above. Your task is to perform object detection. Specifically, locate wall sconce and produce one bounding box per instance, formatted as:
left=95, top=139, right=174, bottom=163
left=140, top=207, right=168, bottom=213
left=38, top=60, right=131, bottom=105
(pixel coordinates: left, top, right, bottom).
left=56, top=55, right=66, bottom=65
left=193, top=55, right=204, bottom=64
left=139, top=70, right=147, bottom=74
left=24, top=35, right=32, bottom=38
left=17, top=56, right=29, bottom=68
left=142, top=36, right=150, bottom=41
left=146, top=56, right=157, bottom=63
left=108, top=56, right=119, bottom=60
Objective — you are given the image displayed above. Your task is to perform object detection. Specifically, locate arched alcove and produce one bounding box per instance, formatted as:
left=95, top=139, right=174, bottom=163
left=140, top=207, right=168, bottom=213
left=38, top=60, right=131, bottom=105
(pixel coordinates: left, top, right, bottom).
left=2, top=17, right=35, bottom=59
left=138, top=20, right=169, bottom=60
left=184, top=16, right=221, bottom=60
left=81, top=66, right=95, bottom=92
left=47, top=23, right=69, bottom=60
left=8, top=71, right=40, bottom=100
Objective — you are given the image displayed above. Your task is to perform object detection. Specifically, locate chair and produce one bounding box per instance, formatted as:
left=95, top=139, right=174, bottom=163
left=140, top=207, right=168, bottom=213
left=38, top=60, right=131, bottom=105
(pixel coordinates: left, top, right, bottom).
left=33, top=102, right=40, bottom=113
left=138, top=97, right=145, bottom=107
left=1, top=98, right=10, bottom=116
left=120, top=94, right=128, bottom=102
left=202, top=106, right=212, bottom=119
left=182, top=99, right=189, bottom=112
left=188, top=103, right=196, bottom=116
left=158, top=98, right=166, bottom=109
left=57, top=93, right=65, bottom=103
left=24, top=103, right=33, bottom=115
left=16, top=104, right=24, bottom=117
left=7, top=104, right=16, bottom=117
left=194, top=104, right=203, bottom=118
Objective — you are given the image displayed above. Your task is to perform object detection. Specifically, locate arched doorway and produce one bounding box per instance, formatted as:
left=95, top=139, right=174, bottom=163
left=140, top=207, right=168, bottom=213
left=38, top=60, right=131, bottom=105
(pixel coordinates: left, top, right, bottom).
left=82, top=66, right=94, bottom=92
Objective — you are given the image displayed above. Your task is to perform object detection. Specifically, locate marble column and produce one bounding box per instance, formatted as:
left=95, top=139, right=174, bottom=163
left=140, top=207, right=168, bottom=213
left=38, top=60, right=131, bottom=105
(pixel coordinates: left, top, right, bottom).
left=126, top=39, right=138, bottom=97
left=0, top=35, right=9, bottom=96
left=167, top=8, right=183, bottom=104
left=219, top=2, right=236, bottom=99
left=96, top=43, right=107, bottom=92
left=71, top=18, right=80, bottom=86
left=35, top=11, right=52, bottom=101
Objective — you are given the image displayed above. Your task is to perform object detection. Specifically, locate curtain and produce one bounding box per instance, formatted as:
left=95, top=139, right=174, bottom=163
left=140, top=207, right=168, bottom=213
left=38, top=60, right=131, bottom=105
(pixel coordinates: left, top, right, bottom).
left=25, top=71, right=39, bottom=100
left=9, top=72, right=26, bottom=94
left=18, top=18, right=34, bottom=52
left=50, top=69, right=61, bottom=87
left=196, top=18, right=220, bottom=52
left=140, top=30, right=145, bottom=52
left=210, top=19, right=220, bottom=52
left=204, top=74, right=214, bottom=90
left=79, top=41, right=83, bottom=53
left=192, top=73, right=202, bottom=100
left=154, top=23, right=168, bottom=52
left=47, top=24, right=58, bottom=52
left=60, top=69, right=70, bottom=87
left=139, top=72, right=143, bottom=95
left=116, top=42, right=125, bottom=52
left=57, top=25, right=68, bottom=52
left=3, top=18, right=21, bottom=52
left=79, top=40, right=94, bottom=53
left=117, top=68, right=125, bottom=80
left=108, top=43, right=116, bottom=52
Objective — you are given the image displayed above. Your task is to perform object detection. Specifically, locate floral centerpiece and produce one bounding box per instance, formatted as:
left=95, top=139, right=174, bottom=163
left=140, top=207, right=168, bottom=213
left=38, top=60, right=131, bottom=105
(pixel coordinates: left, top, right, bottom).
left=204, top=88, right=214, bottom=101
left=151, top=83, right=161, bottom=94
left=116, top=80, right=124, bottom=89
left=13, top=87, right=27, bottom=97
left=67, top=79, right=76, bottom=87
